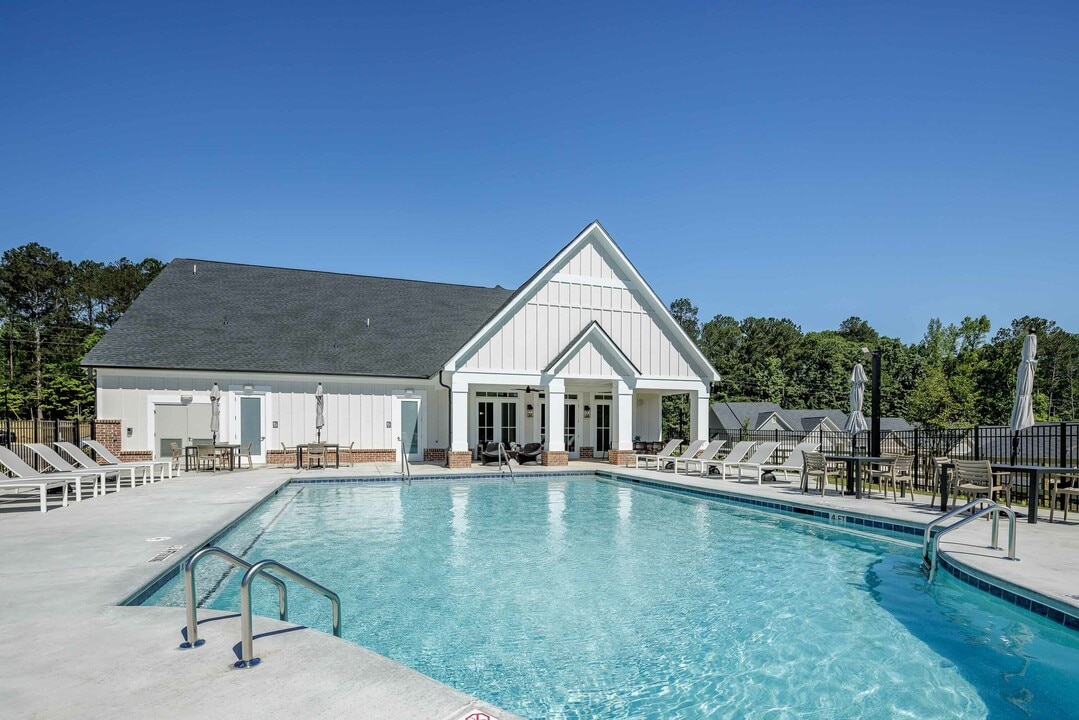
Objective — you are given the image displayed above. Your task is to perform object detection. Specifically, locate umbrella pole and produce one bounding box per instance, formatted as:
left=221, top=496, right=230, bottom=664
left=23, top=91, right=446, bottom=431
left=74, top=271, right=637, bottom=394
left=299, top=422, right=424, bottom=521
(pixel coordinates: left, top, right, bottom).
left=1010, top=433, right=1020, bottom=467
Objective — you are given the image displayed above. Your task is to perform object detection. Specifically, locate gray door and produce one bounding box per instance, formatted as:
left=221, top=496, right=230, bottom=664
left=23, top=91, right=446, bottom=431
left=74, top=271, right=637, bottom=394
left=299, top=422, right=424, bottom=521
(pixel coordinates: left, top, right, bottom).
left=154, top=403, right=212, bottom=460
left=240, top=396, right=264, bottom=460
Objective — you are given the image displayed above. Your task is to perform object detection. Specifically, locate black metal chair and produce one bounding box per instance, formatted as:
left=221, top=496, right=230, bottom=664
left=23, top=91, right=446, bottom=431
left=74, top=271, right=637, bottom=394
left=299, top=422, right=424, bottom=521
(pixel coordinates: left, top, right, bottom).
left=518, top=442, right=542, bottom=465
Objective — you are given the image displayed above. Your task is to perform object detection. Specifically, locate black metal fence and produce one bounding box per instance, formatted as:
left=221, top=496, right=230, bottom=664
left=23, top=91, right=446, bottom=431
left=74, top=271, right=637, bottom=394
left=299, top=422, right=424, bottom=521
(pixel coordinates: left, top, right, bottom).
left=0, top=419, right=98, bottom=474
left=712, top=422, right=1079, bottom=493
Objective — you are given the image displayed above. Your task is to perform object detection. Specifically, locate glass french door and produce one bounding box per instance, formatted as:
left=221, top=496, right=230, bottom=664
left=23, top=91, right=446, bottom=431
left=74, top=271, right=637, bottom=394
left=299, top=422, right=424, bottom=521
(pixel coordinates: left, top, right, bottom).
left=500, top=402, right=517, bottom=446
left=564, top=403, right=577, bottom=455
left=399, top=397, right=422, bottom=461
left=477, top=401, right=495, bottom=447
left=595, top=403, right=611, bottom=458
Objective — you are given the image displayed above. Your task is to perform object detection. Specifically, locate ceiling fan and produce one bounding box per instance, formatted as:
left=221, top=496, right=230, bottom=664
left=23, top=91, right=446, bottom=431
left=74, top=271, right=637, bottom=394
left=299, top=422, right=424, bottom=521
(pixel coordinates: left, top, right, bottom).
left=510, top=385, right=538, bottom=394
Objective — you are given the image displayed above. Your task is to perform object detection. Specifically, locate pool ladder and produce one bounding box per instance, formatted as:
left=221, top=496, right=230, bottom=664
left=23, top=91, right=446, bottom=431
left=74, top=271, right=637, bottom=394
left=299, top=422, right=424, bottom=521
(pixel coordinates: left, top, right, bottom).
left=497, top=442, right=515, bottom=480
left=921, top=498, right=1019, bottom=582
left=180, top=546, right=341, bottom=668
left=399, top=436, right=412, bottom=485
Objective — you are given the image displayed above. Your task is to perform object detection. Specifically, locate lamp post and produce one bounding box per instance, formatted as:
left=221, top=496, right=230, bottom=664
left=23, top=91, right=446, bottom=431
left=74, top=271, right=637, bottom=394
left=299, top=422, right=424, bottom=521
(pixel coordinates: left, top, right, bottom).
left=862, top=347, right=882, bottom=458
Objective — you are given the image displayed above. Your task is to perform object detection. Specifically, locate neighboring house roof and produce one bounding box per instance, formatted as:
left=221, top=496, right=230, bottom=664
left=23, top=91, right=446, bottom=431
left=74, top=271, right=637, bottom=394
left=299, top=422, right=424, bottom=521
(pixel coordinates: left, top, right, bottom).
left=710, top=402, right=785, bottom=431
left=82, top=259, right=514, bottom=378
left=779, top=408, right=847, bottom=433
left=710, top=402, right=913, bottom=435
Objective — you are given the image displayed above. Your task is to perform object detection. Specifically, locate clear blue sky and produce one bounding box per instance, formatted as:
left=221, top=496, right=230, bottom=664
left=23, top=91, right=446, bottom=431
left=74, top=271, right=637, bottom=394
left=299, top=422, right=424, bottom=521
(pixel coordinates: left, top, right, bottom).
left=3, top=1, right=1076, bottom=343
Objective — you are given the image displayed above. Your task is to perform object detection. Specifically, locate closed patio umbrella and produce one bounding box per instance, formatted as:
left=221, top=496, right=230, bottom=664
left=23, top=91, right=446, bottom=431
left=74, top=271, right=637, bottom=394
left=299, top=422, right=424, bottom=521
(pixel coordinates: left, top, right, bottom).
left=209, top=382, right=221, bottom=445
left=315, top=382, right=324, bottom=442
left=844, top=363, right=870, bottom=442
left=1009, top=332, right=1037, bottom=465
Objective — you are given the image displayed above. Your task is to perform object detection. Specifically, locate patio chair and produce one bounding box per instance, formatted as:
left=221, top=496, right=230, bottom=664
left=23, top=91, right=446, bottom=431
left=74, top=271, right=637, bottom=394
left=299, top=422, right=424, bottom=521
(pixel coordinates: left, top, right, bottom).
left=698, top=441, right=756, bottom=478
left=928, top=457, right=954, bottom=509
left=305, top=442, right=326, bottom=470
left=0, top=446, right=94, bottom=505
left=726, top=442, right=782, bottom=483
left=81, top=439, right=171, bottom=481
left=1049, top=474, right=1079, bottom=523
left=632, top=439, right=683, bottom=470
left=517, top=442, right=542, bottom=465
left=195, top=443, right=221, bottom=472
left=169, top=442, right=183, bottom=473
left=55, top=441, right=154, bottom=485
left=953, top=459, right=1011, bottom=506
left=867, top=454, right=916, bottom=502
left=236, top=442, right=254, bottom=469
left=279, top=442, right=295, bottom=468
left=757, top=442, right=820, bottom=484
left=480, top=441, right=505, bottom=465
left=801, top=451, right=830, bottom=496
left=675, top=440, right=727, bottom=475
left=27, top=443, right=133, bottom=493
left=341, top=441, right=355, bottom=467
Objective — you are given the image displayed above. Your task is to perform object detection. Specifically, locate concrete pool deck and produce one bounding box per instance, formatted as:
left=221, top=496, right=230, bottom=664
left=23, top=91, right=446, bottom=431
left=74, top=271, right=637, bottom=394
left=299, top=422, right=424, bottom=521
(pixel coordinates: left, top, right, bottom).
left=1, top=460, right=1077, bottom=718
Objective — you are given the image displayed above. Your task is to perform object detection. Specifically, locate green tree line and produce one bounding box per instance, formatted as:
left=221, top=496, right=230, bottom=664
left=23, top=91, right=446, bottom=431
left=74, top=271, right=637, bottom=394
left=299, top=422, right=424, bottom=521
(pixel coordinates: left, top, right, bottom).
left=667, top=298, right=1078, bottom=433
left=1, top=243, right=163, bottom=421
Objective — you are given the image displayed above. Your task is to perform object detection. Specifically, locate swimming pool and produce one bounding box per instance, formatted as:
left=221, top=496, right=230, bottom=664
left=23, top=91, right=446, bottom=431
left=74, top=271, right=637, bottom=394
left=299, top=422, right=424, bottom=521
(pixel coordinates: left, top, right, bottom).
left=145, top=476, right=1079, bottom=719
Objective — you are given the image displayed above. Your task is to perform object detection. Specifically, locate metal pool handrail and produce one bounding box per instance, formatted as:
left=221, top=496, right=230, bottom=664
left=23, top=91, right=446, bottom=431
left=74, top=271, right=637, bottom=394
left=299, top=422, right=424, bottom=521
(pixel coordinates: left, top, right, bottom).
left=180, top=546, right=287, bottom=649
left=399, top=436, right=412, bottom=485
left=238, top=559, right=341, bottom=668
left=923, top=499, right=1018, bottom=582
left=498, top=442, right=515, bottom=479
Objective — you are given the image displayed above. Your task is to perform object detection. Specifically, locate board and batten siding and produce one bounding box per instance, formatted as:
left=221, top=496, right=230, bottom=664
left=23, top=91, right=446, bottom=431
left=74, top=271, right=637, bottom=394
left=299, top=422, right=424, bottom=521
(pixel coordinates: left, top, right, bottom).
left=96, top=370, right=446, bottom=455
left=461, top=238, right=695, bottom=378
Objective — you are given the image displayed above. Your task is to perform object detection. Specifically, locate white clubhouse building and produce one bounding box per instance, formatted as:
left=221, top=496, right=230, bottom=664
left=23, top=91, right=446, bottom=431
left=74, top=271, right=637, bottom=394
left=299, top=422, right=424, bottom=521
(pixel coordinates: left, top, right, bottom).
left=84, top=222, right=720, bottom=467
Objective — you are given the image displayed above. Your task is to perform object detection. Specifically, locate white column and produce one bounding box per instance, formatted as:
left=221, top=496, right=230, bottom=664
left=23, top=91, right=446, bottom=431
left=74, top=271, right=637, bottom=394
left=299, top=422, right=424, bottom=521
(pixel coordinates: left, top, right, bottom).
left=450, top=379, right=469, bottom=452
left=546, top=378, right=565, bottom=452
left=614, top=380, right=634, bottom=451
left=689, top=384, right=710, bottom=443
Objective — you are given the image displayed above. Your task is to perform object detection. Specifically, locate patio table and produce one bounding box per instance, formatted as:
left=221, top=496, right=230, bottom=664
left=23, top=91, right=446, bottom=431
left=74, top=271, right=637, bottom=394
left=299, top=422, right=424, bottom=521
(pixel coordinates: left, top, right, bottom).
left=184, top=444, right=238, bottom=472
left=295, top=443, right=341, bottom=470
left=824, top=454, right=896, bottom=499
left=938, top=462, right=1077, bottom=524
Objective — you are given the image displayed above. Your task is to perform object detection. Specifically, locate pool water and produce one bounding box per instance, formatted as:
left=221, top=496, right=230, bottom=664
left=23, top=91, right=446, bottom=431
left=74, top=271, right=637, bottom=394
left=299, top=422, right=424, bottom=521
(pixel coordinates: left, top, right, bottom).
left=147, top=477, right=1079, bottom=719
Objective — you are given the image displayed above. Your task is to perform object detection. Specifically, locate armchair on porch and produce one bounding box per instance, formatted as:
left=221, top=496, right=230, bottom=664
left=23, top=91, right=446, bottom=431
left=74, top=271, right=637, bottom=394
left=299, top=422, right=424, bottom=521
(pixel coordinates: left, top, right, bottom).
left=481, top=441, right=505, bottom=465
left=518, top=442, right=542, bottom=465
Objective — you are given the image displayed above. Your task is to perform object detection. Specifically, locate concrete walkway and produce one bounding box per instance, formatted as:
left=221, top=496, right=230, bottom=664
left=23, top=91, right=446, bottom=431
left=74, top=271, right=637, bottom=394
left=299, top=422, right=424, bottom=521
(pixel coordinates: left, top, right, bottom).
left=1, top=459, right=1076, bottom=719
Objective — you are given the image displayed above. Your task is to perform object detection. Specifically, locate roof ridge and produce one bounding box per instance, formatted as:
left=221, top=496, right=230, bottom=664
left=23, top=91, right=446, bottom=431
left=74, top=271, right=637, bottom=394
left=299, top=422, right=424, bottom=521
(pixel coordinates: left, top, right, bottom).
left=173, top=258, right=512, bottom=293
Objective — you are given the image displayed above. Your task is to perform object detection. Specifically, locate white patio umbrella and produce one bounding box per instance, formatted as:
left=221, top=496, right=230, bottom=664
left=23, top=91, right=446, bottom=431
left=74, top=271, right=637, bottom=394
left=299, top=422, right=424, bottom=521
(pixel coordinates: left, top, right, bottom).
left=1009, top=332, right=1037, bottom=465
left=315, top=382, right=325, bottom=442
left=844, top=363, right=870, bottom=438
left=209, top=382, right=221, bottom=445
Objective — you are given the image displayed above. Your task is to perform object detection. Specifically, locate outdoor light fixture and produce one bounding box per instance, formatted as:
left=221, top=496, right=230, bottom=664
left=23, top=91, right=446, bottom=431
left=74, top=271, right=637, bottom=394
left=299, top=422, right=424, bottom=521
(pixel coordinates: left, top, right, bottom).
left=584, top=405, right=592, bottom=418
left=243, top=383, right=254, bottom=395
left=180, top=394, right=192, bottom=404
left=527, top=404, right=535, bottom=417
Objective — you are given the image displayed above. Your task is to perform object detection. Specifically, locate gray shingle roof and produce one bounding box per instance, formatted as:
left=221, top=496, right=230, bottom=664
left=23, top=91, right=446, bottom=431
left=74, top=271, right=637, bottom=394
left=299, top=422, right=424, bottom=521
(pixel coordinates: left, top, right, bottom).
left=83, top=259, right=514, bottom=378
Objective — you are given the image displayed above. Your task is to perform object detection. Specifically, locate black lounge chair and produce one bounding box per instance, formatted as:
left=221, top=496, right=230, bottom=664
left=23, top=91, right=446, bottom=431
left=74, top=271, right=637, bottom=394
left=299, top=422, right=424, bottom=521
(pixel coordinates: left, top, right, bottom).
left=481, top=441, right=504, bottom=465
left=518, top=442, right=542, bottom=465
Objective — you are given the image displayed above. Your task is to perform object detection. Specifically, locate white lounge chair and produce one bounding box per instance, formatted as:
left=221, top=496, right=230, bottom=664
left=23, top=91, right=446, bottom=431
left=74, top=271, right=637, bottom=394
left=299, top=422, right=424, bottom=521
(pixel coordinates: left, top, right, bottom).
left=0, top=446, right=93, bottom=506
left=27, top=443, right=133, bottom=493
left=698, top=441, right=756, bottom=478
left=757, top=442, right=820, bottom=485
left=675, top=440, right=727, bottom=475
left=656, top=440, right=706, bottom=472
left=727, top=441, right=782, bottom=483
left=82, top=439, right=171, bottom=481
left=56, top=441, right=164, bottom=483
left=633, top=439, right=683, bottom=470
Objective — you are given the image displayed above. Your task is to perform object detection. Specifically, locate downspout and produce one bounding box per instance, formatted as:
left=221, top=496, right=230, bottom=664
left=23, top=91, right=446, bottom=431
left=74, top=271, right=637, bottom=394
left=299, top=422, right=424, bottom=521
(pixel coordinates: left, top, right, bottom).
left=438, top=370, right=453, bottom=467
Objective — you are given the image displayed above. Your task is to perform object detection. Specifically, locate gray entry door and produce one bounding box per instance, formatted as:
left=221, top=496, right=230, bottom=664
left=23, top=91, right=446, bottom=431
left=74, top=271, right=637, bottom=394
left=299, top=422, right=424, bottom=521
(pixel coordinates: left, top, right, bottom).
left=240, top=396, right=264, bottom=461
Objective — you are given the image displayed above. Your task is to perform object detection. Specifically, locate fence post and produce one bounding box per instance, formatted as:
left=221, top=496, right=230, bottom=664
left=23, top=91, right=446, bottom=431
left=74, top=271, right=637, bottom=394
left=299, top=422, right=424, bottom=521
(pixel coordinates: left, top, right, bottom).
left=74, top=419, right=81, bottom=447
left=1061, top=421, right=1068, bottom=468
left=913, top=428, right=920, bottom=489
left=54, top=418, right=60, bottom=446
left=973, top=425, right=980, bottom=460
